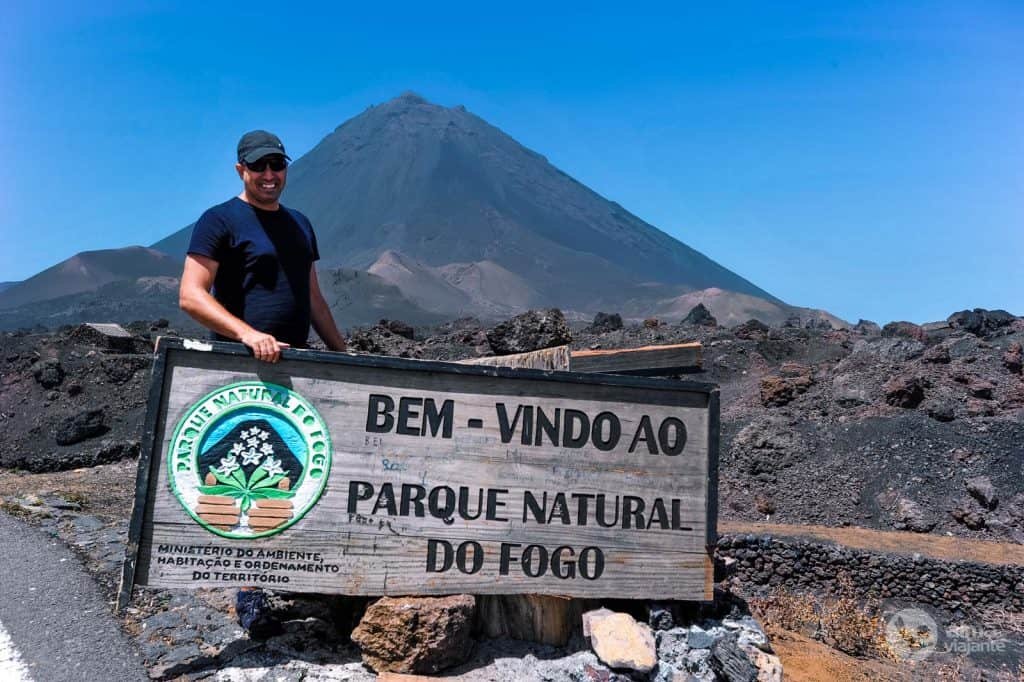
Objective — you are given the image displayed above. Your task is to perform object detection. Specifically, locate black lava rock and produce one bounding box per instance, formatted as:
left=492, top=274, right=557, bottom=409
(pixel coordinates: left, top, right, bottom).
left=682, top=303, right=717, bottom=327
left=487, top=309, right=571, bottom=355
left=948, top=308, right=1017, bottom=337
left=54, top=408, right=107, bottom=446
left=379, top=319, right=415, bottom=340
left=589, top=312, right=623, bottom=333
left=32, top=358, right=65, bottom=388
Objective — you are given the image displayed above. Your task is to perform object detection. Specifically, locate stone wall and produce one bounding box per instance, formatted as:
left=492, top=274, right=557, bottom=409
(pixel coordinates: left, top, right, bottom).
left=716, top=534, right=1024, bottom=621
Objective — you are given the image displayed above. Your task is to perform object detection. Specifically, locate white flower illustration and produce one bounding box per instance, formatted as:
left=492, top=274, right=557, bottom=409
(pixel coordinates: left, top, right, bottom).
left=215, top=455, right=240, bottom=475
left=260, top=442, right=274, bottom=456
left=241, top=447, right=263, bottom=467
left=230, top=442, right=244, bottom=456
left=261, top=455, right=285, bottom=478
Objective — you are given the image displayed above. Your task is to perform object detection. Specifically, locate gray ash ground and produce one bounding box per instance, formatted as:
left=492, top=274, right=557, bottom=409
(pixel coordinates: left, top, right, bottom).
left=2, top=309, right=1023, bottom=543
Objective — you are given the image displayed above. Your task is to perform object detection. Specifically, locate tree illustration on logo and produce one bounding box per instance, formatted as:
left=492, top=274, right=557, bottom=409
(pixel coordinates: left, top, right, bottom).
left=195, top=426, right=295, bottom=532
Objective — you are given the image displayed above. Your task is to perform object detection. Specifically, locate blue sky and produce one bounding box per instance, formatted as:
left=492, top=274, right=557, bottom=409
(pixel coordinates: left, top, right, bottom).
left=3, top=1, right=1021, bottom=324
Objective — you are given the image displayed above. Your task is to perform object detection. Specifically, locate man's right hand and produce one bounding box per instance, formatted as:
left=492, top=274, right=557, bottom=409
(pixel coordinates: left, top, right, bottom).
left=240, top=330, right=290, bottom=363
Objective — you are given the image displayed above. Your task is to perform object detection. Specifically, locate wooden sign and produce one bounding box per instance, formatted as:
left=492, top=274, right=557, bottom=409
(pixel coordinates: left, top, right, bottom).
left=119, top=338, right=718, bottom=609
left=570, top=342, right=702, bottom=375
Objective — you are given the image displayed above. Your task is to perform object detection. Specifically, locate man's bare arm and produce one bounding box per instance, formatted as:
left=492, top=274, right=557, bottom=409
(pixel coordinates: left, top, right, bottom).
left=309, top=266, right=347, bottom=352
left=179, top=254, right=289, bottom=362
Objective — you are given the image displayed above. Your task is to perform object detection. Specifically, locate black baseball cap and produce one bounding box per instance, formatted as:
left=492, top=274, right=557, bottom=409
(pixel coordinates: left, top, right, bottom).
left=237, top=130, right=291, bottom=164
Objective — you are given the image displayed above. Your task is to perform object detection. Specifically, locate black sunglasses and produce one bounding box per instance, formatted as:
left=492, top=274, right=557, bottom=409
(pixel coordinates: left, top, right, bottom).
left=244, top=157, right=288, bottom=172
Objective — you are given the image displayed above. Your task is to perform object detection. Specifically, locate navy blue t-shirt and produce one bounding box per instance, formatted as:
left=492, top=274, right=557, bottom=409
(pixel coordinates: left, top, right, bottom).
left=187, top=197, right=320, bottom=348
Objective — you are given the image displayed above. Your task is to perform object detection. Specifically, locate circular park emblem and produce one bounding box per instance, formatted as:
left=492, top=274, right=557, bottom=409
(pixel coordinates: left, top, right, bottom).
left=168, top=381, right=331, bottom=539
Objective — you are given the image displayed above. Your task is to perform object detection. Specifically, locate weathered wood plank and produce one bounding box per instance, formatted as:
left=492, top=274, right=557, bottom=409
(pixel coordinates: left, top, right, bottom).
left=125, top=339, right=718, bottom=602
left=457, top=345, right=571, bottom=371
left=570, top=342, right=702, bottom=375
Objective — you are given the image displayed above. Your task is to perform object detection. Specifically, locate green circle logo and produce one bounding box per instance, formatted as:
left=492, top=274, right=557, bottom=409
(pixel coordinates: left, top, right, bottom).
left=168, top=381, right=331, bottom=539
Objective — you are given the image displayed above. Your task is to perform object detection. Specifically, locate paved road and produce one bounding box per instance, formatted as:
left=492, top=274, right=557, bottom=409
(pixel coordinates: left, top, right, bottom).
left=0, top=513, right=148, bottom=681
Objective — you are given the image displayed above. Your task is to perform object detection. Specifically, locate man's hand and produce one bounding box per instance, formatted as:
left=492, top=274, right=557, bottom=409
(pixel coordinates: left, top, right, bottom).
left=240, top=330, right=290, bottom=363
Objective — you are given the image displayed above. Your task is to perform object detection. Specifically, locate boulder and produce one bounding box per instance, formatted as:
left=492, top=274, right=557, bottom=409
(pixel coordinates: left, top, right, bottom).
left=31, top=358, right=65, bottom=388
left=947, top=308, right=1017, bottom=337
left=646, top=603, right=675, bottom=631
left=883, top=375, right=928, bottom=408
left=759, top=376, right=791, bottom=407
left=924, top=399, right=956, bottom=422
left=951, top=498, right=987, bottom=529
left=100, top=355, right=152, bottom=384
left=965, top=476, right=998, bottom=510
left=378, top=319, right=415, bottom=340
left=54, top=408, right=107, bottom=446
left=681, top=303, right=717, bottom=327
left=487, top=309, right=571, bottom=355
left=881, top=321, right=926, bottom=342
left=893, top=497, right=935, bottom=533
left=584, top=609, right=656, bottom=673
left=589, top=312, right=624, bottom=333
left=853, top=319, right=882, bottom=335
left=759, top=372, right=813, bottom=407
left=350, top=595, right=475, bottom=674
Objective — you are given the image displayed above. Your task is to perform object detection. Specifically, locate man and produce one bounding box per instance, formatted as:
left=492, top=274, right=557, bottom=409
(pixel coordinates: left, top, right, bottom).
left=180, top=129, right=347, bottom=360
left=179, top=130, right=347, bottom=637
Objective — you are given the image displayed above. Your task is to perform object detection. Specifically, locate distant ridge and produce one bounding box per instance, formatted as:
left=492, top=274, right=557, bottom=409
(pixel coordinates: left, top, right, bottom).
left=0, top=247, right=180, bottom=310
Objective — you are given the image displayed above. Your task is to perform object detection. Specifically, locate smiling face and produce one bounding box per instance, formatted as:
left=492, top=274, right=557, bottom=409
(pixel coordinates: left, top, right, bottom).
left=236, top=154, right=288, bottom=210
